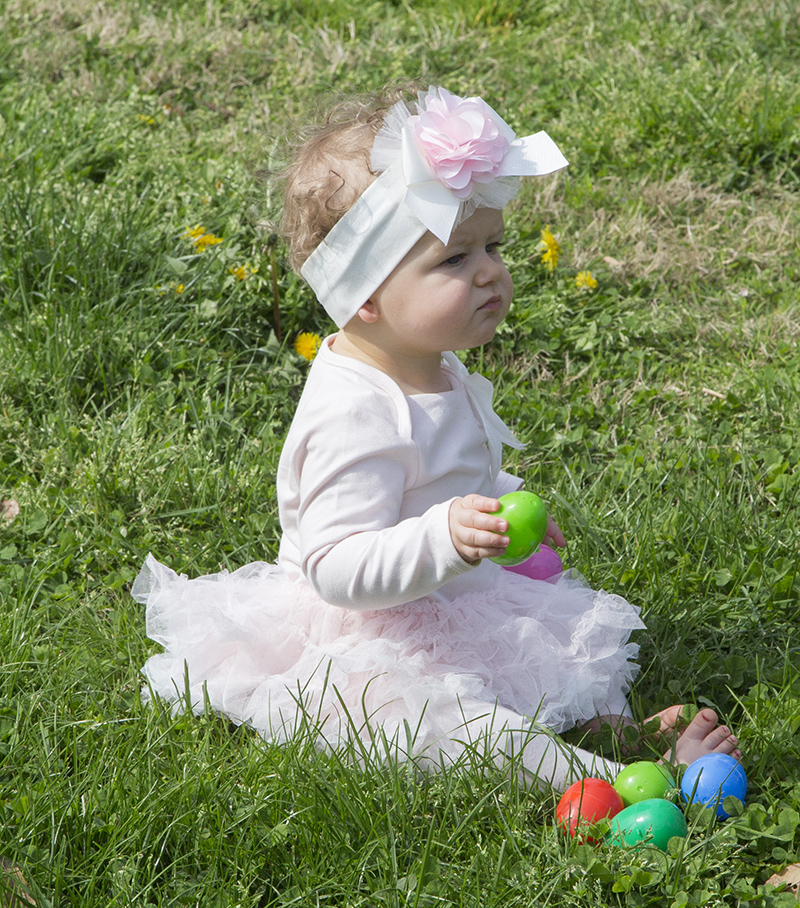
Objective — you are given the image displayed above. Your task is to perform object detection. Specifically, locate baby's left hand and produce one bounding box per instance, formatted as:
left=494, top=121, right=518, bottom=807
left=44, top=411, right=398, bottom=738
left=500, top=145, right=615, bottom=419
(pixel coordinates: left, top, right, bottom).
left=545, top=516, right=566, bottom=549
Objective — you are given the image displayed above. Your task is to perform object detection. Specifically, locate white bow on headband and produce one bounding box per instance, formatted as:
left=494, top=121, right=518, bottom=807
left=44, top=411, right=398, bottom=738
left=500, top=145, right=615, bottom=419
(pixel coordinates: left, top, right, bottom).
left=301, top=86, right=569, bottom=327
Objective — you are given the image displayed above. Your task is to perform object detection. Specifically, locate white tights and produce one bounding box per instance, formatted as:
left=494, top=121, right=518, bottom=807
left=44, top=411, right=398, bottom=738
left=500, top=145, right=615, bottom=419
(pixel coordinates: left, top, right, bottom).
left=428, top=697, right=628, bottom=791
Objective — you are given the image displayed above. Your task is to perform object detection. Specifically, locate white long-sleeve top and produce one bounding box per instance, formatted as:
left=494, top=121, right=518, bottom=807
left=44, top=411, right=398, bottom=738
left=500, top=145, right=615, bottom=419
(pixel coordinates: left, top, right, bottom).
left=277, top=336, right=524, bottom=609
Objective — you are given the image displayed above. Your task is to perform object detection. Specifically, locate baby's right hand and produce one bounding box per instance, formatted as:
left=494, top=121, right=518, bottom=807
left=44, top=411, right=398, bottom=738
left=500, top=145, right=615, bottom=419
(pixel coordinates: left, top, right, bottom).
left=449, top=494, right=509, bottom=564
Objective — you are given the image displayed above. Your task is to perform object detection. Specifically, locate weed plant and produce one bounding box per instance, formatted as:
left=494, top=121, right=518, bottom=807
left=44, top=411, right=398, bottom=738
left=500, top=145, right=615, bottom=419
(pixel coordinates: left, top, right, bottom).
left=1, top=0, right=799, bottom=904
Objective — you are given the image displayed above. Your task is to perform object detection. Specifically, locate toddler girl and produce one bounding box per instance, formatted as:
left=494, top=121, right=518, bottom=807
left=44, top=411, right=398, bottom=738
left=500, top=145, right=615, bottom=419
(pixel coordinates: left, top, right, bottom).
left=133, top=86, right=740, bottom=788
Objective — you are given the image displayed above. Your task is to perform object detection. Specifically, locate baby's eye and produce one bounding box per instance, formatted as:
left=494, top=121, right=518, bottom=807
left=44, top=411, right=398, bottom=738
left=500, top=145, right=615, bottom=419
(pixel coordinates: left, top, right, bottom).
left=443, top=253, right=466, bottom=266
left=487, top=241, right=504, bottom=255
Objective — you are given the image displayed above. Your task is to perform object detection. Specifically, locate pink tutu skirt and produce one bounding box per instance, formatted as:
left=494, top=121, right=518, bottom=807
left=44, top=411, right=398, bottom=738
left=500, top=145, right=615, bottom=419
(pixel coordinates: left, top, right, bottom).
left=132, top=555, right=643, bottom=763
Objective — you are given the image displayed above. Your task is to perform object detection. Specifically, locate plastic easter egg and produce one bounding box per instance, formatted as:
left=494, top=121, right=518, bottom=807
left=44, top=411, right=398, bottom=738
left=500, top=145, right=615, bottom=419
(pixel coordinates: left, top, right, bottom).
left=503, top=543, right=564, bottom=581
left=680, top=753, right=747, bottom=820
left=613, top=762, right=675, bottom=807
left=556, top=777, right=624, bottom=840
left=490, top=491, right=549, bottom=566
left=607, top=798, right=688, bottom=851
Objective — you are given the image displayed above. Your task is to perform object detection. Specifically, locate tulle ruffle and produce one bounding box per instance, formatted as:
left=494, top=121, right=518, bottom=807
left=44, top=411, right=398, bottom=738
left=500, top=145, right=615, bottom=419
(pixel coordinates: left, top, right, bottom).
left=132, top=555, right=643, bottom=761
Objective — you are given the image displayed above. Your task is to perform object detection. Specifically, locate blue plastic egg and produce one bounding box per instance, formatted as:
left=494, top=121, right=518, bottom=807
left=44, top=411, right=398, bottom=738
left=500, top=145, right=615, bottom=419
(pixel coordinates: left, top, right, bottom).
left=680, top=753, right=747, bottom=819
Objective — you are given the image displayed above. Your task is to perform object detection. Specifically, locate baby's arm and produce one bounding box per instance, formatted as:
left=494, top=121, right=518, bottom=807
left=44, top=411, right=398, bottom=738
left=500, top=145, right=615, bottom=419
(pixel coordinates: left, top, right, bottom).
left=294, top=423, right=477, bottom=608
left=307, top=499, right=474, bottom=608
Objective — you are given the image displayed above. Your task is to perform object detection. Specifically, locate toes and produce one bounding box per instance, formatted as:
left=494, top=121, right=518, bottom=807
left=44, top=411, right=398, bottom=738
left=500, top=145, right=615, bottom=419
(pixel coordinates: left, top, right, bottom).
left=678, top=708, right=719, bottom=744
left=657, top=704, right=687, bottom=727
left=700, top=723, right=736, bottom=751
left=710, top=728, right=740, bottom=756
left=656, top=707, right=744, bottom=765
left=642, top=705, right=690, bottom=745
left=646, top=704, right=688, bottom=734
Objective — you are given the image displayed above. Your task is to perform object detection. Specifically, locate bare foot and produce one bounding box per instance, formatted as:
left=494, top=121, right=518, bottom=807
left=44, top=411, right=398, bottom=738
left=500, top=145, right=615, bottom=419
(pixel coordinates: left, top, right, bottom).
left=578, top=704, right=742, bottom=765
left=658, top=708, right=742, bottom=767
left=579, top=714, right=635, bottom=737
left=578, top=713, right=639, bottom=756
left=579, top=705, right=688, bottom=756
left=644, top=704, right=687, bottom=736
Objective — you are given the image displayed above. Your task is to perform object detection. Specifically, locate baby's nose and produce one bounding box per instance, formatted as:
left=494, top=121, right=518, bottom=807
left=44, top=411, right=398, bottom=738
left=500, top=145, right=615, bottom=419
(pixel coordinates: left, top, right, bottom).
left=476, top=253, right=503, bottom=284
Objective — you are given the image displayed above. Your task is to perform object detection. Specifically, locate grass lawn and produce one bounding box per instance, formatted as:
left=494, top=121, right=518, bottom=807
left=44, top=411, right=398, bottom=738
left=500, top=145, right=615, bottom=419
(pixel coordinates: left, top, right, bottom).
left=1, top=0, right=799, bottom=904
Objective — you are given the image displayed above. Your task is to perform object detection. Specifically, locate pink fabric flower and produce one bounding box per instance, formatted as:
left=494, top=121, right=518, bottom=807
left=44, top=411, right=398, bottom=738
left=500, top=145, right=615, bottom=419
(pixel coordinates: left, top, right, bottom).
left=410, top=88, right=512, bottom=199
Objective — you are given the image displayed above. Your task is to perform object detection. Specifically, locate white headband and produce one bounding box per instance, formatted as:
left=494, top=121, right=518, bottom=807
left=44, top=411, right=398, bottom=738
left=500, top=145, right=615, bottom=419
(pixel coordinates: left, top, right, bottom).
left=301, top=86, right=569, bottom=328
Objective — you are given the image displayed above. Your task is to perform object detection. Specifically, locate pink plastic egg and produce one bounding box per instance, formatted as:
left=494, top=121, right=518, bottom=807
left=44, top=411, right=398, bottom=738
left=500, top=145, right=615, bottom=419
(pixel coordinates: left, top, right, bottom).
left=503, top=543, right=563, bottom=581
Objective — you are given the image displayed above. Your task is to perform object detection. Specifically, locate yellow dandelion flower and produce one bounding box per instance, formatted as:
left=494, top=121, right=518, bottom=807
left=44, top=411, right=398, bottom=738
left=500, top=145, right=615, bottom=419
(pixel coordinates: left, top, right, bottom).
left=194, top=233, right=223, bottom=252
left=182, top=225, right=223, bottom=252
left=174, top=283, right=185, bottom=294
left=540, top=225, right=561, bottom=272
left=575, top=271, right=598, bottom=291
left=229, top=264, right=257, bottom=281
left=294, top=332, right=322, bottom=362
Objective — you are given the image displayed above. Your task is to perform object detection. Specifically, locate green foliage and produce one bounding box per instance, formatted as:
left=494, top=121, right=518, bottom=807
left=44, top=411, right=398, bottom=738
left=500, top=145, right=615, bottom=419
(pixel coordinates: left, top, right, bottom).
left=0, top=0, right=799, bottom=904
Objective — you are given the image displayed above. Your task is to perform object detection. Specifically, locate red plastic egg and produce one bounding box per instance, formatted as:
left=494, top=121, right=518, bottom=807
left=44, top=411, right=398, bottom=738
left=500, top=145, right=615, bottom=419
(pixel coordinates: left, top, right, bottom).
left=556, top=777, right=625, bottom=840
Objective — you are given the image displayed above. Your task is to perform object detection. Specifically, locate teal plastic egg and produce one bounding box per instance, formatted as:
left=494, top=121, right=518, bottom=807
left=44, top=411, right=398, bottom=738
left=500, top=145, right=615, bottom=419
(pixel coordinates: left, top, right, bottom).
left=607, top=798, right=688, bottom=851
left=489, top=491, right=548, bottom=566
left=614, top=762, right=675, bottom=807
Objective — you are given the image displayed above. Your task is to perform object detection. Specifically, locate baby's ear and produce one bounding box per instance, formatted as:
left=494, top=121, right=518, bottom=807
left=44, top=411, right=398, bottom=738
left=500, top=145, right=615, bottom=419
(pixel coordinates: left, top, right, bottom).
left=356, top=300, right=379, bottom=324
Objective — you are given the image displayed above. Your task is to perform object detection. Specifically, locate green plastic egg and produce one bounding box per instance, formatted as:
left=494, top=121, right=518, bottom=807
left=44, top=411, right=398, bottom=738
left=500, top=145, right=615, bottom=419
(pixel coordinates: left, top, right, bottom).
left=607, top=798, right=688, bottom=851
left=489, top=492, right=548, bottom=566
left=613, top=762, right=675, bottom=807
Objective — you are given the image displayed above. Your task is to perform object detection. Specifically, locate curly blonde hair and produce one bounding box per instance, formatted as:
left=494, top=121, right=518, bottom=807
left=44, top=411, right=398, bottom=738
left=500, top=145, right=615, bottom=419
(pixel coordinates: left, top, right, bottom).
left=279, top=87, right=417, bottom=273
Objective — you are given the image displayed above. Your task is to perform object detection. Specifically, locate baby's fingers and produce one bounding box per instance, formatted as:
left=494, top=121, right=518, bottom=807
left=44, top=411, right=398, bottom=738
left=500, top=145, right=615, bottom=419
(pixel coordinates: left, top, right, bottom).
left=449, top=496, right=510, bottom=563
left=456, top=496, right=508, bottom=534
left=454, top=527, right=510, bottom=562
left=545, top=516, right=566, bottom=548
left=459, top=493, right=502, bottom=517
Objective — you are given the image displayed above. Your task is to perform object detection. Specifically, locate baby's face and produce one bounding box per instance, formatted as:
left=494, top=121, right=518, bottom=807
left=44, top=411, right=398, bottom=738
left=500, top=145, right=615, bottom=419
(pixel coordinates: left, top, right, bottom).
left=367, top=207, right=513, bottom=356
